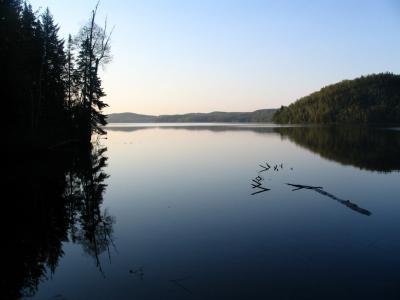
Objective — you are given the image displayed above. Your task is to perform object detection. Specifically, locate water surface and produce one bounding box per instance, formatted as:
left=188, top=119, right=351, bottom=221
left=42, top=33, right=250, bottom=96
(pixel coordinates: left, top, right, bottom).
left=8, top=124, right=400, bottom=299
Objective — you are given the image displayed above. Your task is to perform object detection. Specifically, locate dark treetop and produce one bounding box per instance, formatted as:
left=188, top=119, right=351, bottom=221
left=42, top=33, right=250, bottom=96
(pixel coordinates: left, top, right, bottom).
left=1, top=0, right=112, bottom=148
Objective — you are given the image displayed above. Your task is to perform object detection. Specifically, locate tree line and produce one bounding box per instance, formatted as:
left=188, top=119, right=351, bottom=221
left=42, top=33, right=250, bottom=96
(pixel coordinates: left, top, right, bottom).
left=107, top=109, right=277, bottom=123
left=1, top=2, right=115, bottom=298
left=1, top=0, right=112, bottom=147
left=273, top=73, right=400, bottom=124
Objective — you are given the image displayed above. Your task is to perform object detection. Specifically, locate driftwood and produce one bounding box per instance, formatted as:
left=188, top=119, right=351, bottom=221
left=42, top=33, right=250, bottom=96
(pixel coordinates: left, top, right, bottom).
left=259, top=164, right=270, bottom=172
left=251, top=186, right=271, bottom=195
left=286, top=183, right=323, bottom=191
left=286, top=183, right=371, bottom=216
left=251, top=176, right=270, bottom=195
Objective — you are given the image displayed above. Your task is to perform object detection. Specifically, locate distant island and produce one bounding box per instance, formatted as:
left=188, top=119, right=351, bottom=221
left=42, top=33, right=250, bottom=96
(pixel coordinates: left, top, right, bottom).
left=273, top=73, right=400, bottom=124
left=107, top=109, right=277, bottom=123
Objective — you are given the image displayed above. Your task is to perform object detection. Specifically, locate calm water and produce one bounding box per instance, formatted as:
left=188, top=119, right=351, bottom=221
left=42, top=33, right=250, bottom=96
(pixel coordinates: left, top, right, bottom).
left=7, top=124, right=400, bottom=299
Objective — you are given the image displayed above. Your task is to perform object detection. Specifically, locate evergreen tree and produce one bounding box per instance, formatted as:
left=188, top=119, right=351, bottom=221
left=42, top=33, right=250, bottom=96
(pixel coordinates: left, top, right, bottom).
left=1, top=0, right=23, bottom=134
left=74, top=4, right=112, bottom=140
left=65, top=34, right=78, bottom=110
left=20, top=3, right=42, bottom=135
left=1, top=0, right=112, bottom=147
left=39, top=8, right=67, bottom=138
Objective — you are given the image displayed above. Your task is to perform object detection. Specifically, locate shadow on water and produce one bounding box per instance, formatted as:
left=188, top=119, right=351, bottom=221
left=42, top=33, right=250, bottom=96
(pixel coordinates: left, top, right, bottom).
left=105, top=124, right=283, bottom=133
left=106, top=124, right=400, bottom=172
left=1, top=143, right=114, bottom=300
left=275, top=125, right=400, bottom=172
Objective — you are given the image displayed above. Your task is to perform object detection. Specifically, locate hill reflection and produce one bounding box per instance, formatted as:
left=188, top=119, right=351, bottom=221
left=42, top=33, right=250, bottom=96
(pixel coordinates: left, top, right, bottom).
left=105, top=124, right=285, bottom=133
left=2, top=143, right=113, bottom=299
left=275, top=126, right=400, bottom=172
left=106, top=124, right=400, bottom=172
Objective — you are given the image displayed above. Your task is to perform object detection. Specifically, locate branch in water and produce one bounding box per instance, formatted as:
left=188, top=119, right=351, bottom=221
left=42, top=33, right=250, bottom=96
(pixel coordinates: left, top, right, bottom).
left=286, top=183, right=371, bottom=216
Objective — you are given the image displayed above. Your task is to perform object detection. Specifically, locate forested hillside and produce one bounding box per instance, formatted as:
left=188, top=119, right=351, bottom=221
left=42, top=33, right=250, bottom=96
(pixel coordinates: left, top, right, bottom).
left=273, top=73, right=400, bottom=124
left=107, top=109, right=276, bottom=123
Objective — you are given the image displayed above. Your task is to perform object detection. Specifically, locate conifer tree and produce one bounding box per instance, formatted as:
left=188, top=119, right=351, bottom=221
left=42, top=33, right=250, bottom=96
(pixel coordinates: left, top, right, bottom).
left=20, top=3, right=42, bottom=134
left=39, top=8, right=66, bottom=137
left=1, top=0, right=112, bottom=146
left=65, top=34, right=78, bottom=110
left=74, top=3, right=112, bottom=139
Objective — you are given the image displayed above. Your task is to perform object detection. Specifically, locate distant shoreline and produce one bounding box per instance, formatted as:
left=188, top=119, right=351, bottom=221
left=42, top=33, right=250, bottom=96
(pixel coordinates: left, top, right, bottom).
left=107, top=109, right=277, bottom=123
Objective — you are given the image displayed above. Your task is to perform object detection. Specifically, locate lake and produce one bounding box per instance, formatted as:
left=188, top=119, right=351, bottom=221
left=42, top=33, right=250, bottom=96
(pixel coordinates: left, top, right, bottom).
left=6, top=124, right=400, bottom=299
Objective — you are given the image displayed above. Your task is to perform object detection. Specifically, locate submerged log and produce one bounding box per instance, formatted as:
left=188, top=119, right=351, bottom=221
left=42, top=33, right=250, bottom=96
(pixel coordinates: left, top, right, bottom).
left=286, top=183, right=371, bottom=216
left=286, top=183, right=323, bottom=191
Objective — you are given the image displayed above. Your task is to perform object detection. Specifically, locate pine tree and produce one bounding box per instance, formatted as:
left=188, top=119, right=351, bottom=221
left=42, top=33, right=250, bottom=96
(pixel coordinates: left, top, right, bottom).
left=2, top=0, right=112, bottom=146
left=20, top=3, right=42, bottom=135
left=65, top=34, right=78, bottom=110
left=39, top=8, right=66, bottom=138
left=74, top=3, right=112, bottom=140
left=1, top=0, right=24, bottom=134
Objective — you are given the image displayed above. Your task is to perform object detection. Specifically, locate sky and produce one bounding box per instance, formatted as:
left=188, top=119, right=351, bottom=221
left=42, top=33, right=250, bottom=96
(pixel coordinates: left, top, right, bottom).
left=29, top=0, right=400, bottom=115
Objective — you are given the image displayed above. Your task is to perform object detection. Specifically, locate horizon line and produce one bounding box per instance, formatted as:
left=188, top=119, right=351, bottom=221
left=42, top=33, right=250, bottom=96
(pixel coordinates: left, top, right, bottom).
left=107, top=108, right=278, bottom=116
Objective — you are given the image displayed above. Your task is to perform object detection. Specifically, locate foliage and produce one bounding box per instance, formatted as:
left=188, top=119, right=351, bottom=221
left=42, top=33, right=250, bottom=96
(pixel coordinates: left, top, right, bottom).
left=1, top=0, right=112, bottom=147
left=273, top=73, right=400, bottom=124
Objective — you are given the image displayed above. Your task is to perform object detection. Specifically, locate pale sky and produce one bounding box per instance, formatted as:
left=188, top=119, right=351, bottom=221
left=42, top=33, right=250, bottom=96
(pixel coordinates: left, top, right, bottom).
left=29, top=0, right=400, bottom=115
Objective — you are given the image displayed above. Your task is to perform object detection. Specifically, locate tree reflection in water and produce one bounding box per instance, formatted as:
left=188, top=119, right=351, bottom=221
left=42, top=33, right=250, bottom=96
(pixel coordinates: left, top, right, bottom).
left=275, top=125, right=400, bottom=172
left=2, top=142, right=114, bottom=299
left=107, top=124, right=400, bottom=172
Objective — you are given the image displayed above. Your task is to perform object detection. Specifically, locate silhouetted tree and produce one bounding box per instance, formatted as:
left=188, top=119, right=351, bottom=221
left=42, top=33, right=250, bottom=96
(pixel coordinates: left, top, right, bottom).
left=65, top=34, right=78, bottom=110
left=1, top=1, right=114, bottom=298
left=2, top=0, right=27, bottom=136
left=20, top=3, right=42, bottom=135
left=1, top=0, right=112, bottom=147
left=37, top=8, right=67, bottom=139
left=74, top=3, right=112, bottom=140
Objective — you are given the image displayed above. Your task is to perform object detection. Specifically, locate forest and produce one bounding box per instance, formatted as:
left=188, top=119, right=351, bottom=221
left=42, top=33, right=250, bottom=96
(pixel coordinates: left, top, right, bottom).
left=1, top=2, right=114, bottom=298
left=1, top=0, right=112, bottom=148
left=107, top=109, right=277, bottom=123
left=273, top=73, right=400, bottom=124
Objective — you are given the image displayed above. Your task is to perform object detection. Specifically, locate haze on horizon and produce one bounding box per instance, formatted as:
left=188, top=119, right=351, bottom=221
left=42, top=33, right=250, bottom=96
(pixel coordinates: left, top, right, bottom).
left=29, top=0, right=400, bottom=115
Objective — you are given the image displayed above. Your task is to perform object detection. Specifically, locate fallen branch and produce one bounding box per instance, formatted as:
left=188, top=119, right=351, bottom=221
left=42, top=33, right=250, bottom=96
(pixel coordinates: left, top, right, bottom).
left=286, top=183, right=323, bottom=191
left=286, top=183, right=371, bottom=216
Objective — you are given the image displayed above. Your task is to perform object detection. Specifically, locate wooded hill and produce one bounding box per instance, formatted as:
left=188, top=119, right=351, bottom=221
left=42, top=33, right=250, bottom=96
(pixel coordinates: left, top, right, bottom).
left=273, top=73, right=400, bottom=124
left=107, top=109, right=277, bottom=123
